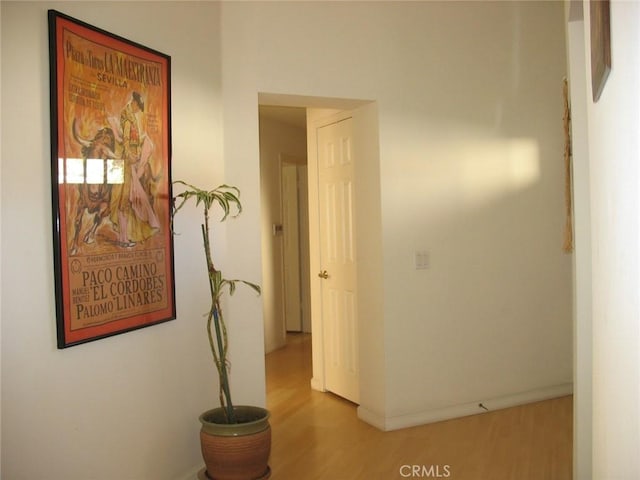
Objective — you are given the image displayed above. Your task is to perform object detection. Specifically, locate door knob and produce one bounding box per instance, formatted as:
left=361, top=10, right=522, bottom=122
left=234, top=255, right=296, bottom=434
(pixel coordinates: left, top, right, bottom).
left=318, top=270, right=329, bottom=279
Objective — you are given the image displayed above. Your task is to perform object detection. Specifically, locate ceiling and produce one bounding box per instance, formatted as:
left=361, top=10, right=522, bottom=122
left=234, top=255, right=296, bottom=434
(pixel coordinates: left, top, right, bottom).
left=259, top=105, right=307, bottom=130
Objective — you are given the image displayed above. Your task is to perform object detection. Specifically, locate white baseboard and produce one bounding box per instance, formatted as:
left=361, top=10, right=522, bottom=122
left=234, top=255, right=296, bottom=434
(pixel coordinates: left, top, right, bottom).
left=357, top=405, right=388, bottom=430
left=175, top=464, right=203, bottom=480
left=357, top=383, right=573, bottom=432
left=310, top=377, right=325, bottom=392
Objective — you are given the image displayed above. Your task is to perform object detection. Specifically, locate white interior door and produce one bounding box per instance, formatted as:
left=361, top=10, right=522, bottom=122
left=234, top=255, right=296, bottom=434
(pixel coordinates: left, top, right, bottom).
left=317, top=117, right=359, bottom=404
left=282, top=162, right=302, bottom=332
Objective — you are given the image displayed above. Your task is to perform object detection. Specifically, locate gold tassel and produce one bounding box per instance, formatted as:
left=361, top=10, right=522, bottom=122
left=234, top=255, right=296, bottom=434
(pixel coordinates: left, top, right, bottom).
left=562, top=77, right=574, bottom=253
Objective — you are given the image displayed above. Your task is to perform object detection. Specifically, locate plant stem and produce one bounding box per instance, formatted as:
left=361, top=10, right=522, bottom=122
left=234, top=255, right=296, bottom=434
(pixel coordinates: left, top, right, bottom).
left=211, top=305, right=236, bottom=423
left=202, top=213, right=236, bottom=423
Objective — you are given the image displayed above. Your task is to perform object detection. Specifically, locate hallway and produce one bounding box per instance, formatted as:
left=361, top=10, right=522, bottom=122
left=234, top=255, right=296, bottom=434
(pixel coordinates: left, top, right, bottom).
left=265, top=334, right=572, bottom=480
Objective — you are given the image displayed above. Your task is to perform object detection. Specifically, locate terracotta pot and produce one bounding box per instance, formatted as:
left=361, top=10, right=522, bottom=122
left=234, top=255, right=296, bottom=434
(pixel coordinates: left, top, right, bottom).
left=198, top=406, right=271, bottom=480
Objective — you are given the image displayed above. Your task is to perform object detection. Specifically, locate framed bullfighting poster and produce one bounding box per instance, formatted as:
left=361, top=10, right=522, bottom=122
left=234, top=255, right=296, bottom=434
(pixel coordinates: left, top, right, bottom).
left=48, top=10, right=175, bottom=348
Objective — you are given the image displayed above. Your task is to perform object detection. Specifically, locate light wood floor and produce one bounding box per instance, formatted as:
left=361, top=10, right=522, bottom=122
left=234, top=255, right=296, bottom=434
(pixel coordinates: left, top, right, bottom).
left=265, top=333, right=572, bottom=480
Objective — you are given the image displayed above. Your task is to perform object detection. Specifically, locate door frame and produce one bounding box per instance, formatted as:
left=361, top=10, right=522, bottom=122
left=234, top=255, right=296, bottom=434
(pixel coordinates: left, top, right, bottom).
left=258, top=93, right=383, bottom=424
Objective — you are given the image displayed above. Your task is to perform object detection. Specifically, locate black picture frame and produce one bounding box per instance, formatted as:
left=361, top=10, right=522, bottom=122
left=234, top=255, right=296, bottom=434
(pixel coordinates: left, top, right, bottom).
left=48, top=10, right=175, bottom=348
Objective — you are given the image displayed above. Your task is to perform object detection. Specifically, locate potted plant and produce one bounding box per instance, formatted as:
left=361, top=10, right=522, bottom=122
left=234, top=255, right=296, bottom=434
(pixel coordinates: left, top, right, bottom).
left=172, top=181, right=270, bottom=480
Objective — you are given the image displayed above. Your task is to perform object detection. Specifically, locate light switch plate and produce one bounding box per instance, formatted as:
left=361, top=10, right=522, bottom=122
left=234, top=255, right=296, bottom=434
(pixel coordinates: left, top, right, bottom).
left=415, top=251, right=429, bottom=270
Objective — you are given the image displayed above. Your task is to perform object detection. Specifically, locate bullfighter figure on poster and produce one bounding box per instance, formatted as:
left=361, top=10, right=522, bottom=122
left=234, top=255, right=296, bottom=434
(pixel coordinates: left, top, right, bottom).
left=109, top=91, right=160, bottom=249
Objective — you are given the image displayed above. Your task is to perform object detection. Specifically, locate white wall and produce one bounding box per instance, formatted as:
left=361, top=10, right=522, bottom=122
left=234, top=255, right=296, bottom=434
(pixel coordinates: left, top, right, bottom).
left=259, top=115, right=307, bottom=353
left=584, top=1, right=640, bottom=478
left=0, top=1, right=4, bottom=463
left=0, top=2, right=575, bottom=478
left=0, top=2, right=245, bottom=479
left=566, top=2, right=592, bottom=478
left=221, top=0, right=571, bottom=429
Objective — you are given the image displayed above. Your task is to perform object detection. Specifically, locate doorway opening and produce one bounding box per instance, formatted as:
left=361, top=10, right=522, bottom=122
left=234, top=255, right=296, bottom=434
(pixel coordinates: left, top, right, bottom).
left=258, top=94, right=383, bottom=416
left=258, top=104, right=310, bottom=356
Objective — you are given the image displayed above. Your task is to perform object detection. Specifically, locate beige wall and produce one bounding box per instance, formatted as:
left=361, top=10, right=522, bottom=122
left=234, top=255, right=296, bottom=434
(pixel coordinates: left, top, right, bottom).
left=221, top=0, right=571, bottom=429
left=584, top=1, right=640, bottom=477
left=1, top=2, right=227, bottom=479
left=566, top=2, right=592, bottom=478
left=1, top=1, right=576, bottom=478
